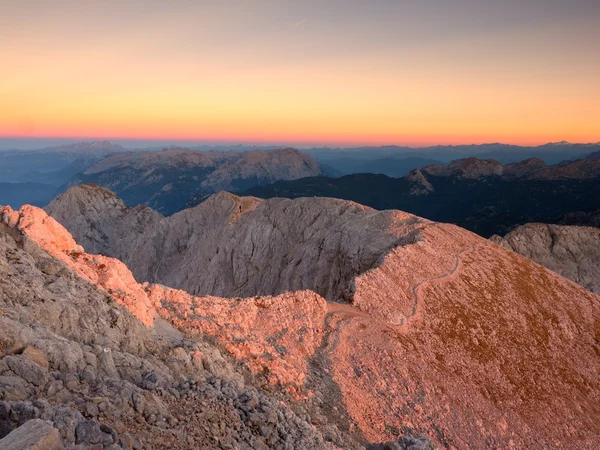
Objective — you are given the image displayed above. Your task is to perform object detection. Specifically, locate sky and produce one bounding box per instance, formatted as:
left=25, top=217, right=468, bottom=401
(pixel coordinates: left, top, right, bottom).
left=1, top=0, right=599, bottom=146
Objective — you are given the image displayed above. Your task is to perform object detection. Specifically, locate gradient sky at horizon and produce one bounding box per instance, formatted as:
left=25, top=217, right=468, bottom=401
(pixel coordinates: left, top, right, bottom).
left=1, top=0, right=599, bottom=146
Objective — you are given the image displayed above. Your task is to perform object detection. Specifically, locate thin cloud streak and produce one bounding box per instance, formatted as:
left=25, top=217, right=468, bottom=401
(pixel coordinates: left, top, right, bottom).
left=290, top=18, right=308, bottom=28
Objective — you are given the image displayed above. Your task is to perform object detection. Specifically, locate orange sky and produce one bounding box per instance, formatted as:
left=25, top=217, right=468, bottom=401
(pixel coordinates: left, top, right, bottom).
left=1, top=1, right=599, bottom=146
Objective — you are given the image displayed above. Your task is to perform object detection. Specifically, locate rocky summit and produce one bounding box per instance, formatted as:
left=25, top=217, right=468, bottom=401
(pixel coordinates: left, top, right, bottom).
left=27, top=185, right=600, bottom=448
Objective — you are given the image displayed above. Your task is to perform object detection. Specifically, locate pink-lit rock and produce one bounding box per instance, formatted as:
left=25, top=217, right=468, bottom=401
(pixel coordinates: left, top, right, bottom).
left=4, top=201, right=600, bottom=448
left=0, top=205, right=154, bottom=327
left=1, top=204, right=327, bottom=387
left=146, top=285, right=327, bottom=389
left=333, top=223, right=600, bottom=447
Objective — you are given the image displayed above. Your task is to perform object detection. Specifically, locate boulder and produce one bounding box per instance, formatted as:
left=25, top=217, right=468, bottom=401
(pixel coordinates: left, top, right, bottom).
left=0, top=419, right=63, bottom=450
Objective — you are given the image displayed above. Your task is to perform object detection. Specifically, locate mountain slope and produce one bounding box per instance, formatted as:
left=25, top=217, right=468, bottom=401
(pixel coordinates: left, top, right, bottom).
left=491, top=223, right=600, bottom=293
left=66, top=148, right=322, bottom=215
left=0, top=204, right=366, bottom=449
left=44, top=185, right=600, bottom=448
left=586, top=150, right=600, bottom=160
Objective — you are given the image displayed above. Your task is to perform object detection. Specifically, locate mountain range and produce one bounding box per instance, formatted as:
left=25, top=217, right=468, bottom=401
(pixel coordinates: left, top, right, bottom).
left=0, top=143, right=323, bottom=213
left=47, top=184, right=600, bottom=298
left=2, top=140, right=600, bottom=214
left=1, top=186, right=599, bottom=448
left=0, top=141, right=126, bottom=209
left=245, top=155, right=600, bottom=237
left=307, top=141, right=600, bottom=166
left=2, top=142, right=599, bottom=241
left=66, top=148, right=322, bottom=215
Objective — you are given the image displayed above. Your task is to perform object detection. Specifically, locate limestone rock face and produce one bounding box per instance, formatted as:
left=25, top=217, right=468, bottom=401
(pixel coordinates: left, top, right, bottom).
left=67, top=148, right=323, bottom=215
left=490, top=223, right=600, bottom=293
left=42, top=188, right=600, bottom=448
left=48, top=186, right=423, bottom=301
left=43, top=184, right=162, bottom=256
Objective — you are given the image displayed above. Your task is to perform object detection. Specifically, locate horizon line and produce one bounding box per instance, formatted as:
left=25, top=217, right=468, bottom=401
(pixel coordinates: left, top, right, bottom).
left=1, top=136, right=599, bottom=150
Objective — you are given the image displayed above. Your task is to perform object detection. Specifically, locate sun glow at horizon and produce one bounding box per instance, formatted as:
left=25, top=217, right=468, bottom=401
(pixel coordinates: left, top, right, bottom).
left=1, top=1, right=599, bottom=146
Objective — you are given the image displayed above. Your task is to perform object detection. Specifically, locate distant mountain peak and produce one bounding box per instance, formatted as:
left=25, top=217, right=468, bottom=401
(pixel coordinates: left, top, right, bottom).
left=75, top=140, right=112, bottom=146
left=405, top=168, right=434, bottom=195
left=422, top=157, right=503, bottom=179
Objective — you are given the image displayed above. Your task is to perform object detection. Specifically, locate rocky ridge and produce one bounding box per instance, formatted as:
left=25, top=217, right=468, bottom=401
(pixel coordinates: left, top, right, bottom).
left=491, top=223, right=600, bottom=293
left=422, top=156, right=600, bottom=180
left=46, top=185, right=418, bottom=301
left=42, top=185, right=600, bottom=448
left=0, top=204, right=366, bottom=449
left=422, top=157, right=504, bottom=179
